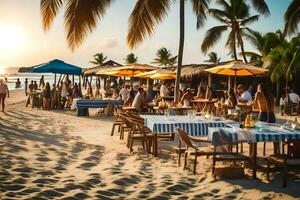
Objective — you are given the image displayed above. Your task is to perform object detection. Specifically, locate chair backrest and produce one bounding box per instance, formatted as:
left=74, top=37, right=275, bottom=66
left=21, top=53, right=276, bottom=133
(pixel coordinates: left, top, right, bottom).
left=290, top=140, right=300, bottom=158
left=176, top=128, right=194, bottom=149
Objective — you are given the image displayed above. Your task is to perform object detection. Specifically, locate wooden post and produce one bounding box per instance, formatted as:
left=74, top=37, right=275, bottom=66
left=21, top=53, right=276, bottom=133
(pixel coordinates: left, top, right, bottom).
left=228, top=76, right=231, bottom=90
left=54, top=73, right=57, bottom=86
left=72, top=75, right=74, bottom=86
left=208, top=73, right=212, bottom=87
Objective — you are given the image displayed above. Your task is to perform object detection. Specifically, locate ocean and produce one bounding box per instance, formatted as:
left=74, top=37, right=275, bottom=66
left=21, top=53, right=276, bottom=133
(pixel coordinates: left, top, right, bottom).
left=0, top=72, right=81, bottom=91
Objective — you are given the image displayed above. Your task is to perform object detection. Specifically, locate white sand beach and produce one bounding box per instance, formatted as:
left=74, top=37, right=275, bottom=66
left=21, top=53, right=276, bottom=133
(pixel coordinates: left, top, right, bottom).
left=1, top=90, right=300, bottom=200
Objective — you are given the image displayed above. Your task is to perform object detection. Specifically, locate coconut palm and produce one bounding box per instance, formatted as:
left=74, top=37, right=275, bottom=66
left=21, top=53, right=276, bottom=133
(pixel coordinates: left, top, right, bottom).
left=204, top=52, right=220, bottom=63
left=284, top=0, right=300, bottom=36
left=89, top=53, right=107, bottom=66
left=152, top=47, right=177, bottom=67
left=242, top=30, right=286, bottom=66
left=201, top=0, right=260, bottom=63
left=125, top=53, right=138, bottom=64
left=264, top=36, right=300, bottom=89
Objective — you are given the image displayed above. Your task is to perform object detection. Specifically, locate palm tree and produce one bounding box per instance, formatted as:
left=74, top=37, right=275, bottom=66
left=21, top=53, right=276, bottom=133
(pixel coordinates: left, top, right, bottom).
left=264, top=36, right=300, bottom=91
left=152, top=47, right=177, bottom=67
left=243, top=30, right=286, bottom=66
left=284, top=0, right=300, bottom=36
left=204, top=52, right=220, bottom=63
left=89, top=53, right=107, bottom=66
left=201, top=0, right=260, bottom=63
left=125, top=53, right=138, bottom=64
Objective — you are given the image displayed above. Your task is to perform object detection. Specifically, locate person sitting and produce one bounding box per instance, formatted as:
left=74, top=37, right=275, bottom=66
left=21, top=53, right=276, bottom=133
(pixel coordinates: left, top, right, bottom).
left=160, top=81, right=169, bottom=97
left=205, top=86, right=213, bottom=100
left=119, top=85, right=130, bottom=103
left=180, top=88, right=194, bottom=107
left=131, top=87, right=146, bottom=112
left=288, top=89, right=300, bottom=105
left=196, top=84, right=205, bottom=99
left=252, top=83, right=276, bottom=123
left=112, top=89, right=119, bottom=99
left=227, top=89, right=237, bottom=108
left=237, top=84, right=252, bottom=103
left=43, top=82, right=51, bottom=110
left=124, top=90, right=135, bottom=106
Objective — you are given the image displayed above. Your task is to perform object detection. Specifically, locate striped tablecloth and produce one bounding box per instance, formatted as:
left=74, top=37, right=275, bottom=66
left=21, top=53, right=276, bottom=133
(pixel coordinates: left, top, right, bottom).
left=142, top=115, right=235, bottom=136
left=208, top=123, right=300, bottom=145
left=76, top=99, right=122, bottom=109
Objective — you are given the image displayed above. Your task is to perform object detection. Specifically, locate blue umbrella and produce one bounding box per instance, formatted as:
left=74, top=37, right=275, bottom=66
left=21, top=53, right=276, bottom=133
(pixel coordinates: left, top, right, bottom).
left=33, top=59, right=82, bottom=76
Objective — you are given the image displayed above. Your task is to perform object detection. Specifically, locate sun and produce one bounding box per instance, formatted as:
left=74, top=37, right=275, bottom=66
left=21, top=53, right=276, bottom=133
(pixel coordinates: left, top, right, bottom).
left=0, top=25, right=26, bottom=54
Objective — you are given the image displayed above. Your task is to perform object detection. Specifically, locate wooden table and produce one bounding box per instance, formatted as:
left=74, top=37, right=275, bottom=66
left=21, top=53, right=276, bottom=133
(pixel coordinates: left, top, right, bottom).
left=190, top=99, right=218, bottom=114
left=170, top=106, right=194, bottom=115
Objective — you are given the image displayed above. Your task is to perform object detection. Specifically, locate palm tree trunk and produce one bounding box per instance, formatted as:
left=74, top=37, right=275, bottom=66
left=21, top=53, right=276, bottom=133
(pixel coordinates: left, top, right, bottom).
left=232, top=33, right=238, bottom=60
left=240, top=39, right=248, bottom=63
left=174, top=0, right=185, bottom=103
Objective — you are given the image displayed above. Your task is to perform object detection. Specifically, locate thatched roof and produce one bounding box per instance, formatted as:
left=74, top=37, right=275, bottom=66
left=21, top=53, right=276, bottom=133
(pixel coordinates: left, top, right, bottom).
left=180, top=60, right=238, bottom=79
left=83, top=60, right=122, bottom=76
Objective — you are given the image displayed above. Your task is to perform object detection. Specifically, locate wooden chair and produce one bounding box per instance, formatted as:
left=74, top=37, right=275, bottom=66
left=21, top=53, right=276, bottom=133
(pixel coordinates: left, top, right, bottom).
left=176, top=128, right=249, bottom=175
left=267, top=140, right=300, bottom=187
left=110, top=112, right=122, bottom=136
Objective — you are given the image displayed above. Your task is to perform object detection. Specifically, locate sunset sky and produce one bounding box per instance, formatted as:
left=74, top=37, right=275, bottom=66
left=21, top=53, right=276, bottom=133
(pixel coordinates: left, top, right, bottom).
left=0, top=0, right=292, bottom=69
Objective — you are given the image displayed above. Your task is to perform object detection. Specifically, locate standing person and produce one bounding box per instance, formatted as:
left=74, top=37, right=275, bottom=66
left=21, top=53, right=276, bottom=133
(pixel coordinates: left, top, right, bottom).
left=119, top=85, right=130, bottom=102
left=61, top=81, right=68, bottom=109
left=33, top=81, right=38, bottom=91
left=0, top=79, right=9, bottom=112
left=43, top=82, right=51, bottom=110
left=15, top=78, right=21, bottom=88
left=160, top=81, right=169, bottom=97
left=29, top=80, right=34, bottom=92
left=24, top=78, right=28, bottom=96
left=252, top=83, right=276, bottom=123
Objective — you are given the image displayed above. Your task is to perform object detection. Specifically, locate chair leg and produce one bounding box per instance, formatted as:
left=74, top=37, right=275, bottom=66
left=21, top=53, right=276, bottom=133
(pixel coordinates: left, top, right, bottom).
left=184, top=152, right=188, bottom=170
left=193, top=150, right=198, bottom=174
left=212, top=153, right=216, bottom=175
left=129, top=135, right=134, bottom=153
left=263, top=142, right=266, bottom=156
left=283, top=159, right=288, bottom=187
left=111, top=124, right=116, bottom=136
left=240, top=143, right=243, bottom=153
left=178, top=150, right=181, bottom=166
left=267, top=159, right=270, bottom=182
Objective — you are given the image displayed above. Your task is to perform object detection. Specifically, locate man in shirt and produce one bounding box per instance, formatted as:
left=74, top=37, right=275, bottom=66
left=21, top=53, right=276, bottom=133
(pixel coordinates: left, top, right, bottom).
left=132, top=87, right=145, bottom=112
left=119, top=85, right=130, bottom=102
left=237, top=84, right=252, bottom=103
left=160, top=82, right=169, bottom=97
left=0, top=79, right=9, bottom=112
left=288, top=90, right=300, bottom=105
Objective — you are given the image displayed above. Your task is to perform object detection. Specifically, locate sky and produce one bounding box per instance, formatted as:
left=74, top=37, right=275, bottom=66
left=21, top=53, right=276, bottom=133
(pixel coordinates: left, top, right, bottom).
left=0, top=0, right=293, bottom=69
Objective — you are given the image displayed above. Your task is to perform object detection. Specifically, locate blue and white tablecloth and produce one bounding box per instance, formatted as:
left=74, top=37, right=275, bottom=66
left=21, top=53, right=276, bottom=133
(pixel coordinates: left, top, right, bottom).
left=208, top=123, right=300, bottom=145
left=141, top=115, right=235, bottom=136
left=76, top=99, right=122, bottom=109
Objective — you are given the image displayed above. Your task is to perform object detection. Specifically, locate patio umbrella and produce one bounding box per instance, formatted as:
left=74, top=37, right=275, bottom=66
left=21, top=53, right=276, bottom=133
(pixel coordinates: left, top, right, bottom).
left=135, top=68, right=175, bottom=79
left=205, top=61, right=268, bottom=88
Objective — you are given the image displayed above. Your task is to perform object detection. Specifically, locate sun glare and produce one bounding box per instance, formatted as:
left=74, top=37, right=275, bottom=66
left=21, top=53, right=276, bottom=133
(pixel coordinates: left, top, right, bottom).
left=0, top=65, right=6, bottom=75
left=0, top=25, right=27, bottom=54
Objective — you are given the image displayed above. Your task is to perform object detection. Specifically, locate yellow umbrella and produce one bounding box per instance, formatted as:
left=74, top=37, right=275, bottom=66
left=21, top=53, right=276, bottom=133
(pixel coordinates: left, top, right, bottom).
left=205, top=61, right=268, bottom=76
left=96, top=63, right=158, bottom=77
left=150, top=73, right=176, bottom=80
left=205, top=61, right=269, bottom=88
left=136, top=68, right=175, bottom=79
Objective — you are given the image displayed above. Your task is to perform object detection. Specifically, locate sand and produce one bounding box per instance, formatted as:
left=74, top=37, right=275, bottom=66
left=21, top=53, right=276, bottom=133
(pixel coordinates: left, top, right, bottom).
left=0, top=89, right=300, bottom=200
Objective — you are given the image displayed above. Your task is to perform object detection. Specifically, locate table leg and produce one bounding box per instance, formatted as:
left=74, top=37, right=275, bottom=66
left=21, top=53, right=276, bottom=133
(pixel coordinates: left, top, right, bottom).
left=249, top=143, right=257, bottom=179
left=153, top=133, right=158, bottom=157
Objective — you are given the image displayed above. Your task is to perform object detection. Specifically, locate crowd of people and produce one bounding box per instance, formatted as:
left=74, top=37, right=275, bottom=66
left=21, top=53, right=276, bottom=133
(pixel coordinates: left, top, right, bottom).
left=25, top=78, right=82, bottom=110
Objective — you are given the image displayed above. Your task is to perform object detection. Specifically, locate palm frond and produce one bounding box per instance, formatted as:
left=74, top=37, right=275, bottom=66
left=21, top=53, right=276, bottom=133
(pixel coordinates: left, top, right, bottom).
left=127, top=0, right=171, bottom=49
left=64, top=0, right=112, bottom=50
left=284, top=0, right=300, bottom=35
left=201, top=25, right=228, bottom=54
left=191, top=0, right=210, bottom=29
left=240, top=15, right=259, bottom=26
left=40, top=0, right=64, bottom=31
left=251, top=0, right=270, bottom=16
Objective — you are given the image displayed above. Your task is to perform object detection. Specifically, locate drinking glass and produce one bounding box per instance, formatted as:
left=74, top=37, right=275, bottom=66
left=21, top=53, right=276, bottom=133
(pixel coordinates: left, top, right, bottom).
left=164, top=109, right=170, bottom=120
